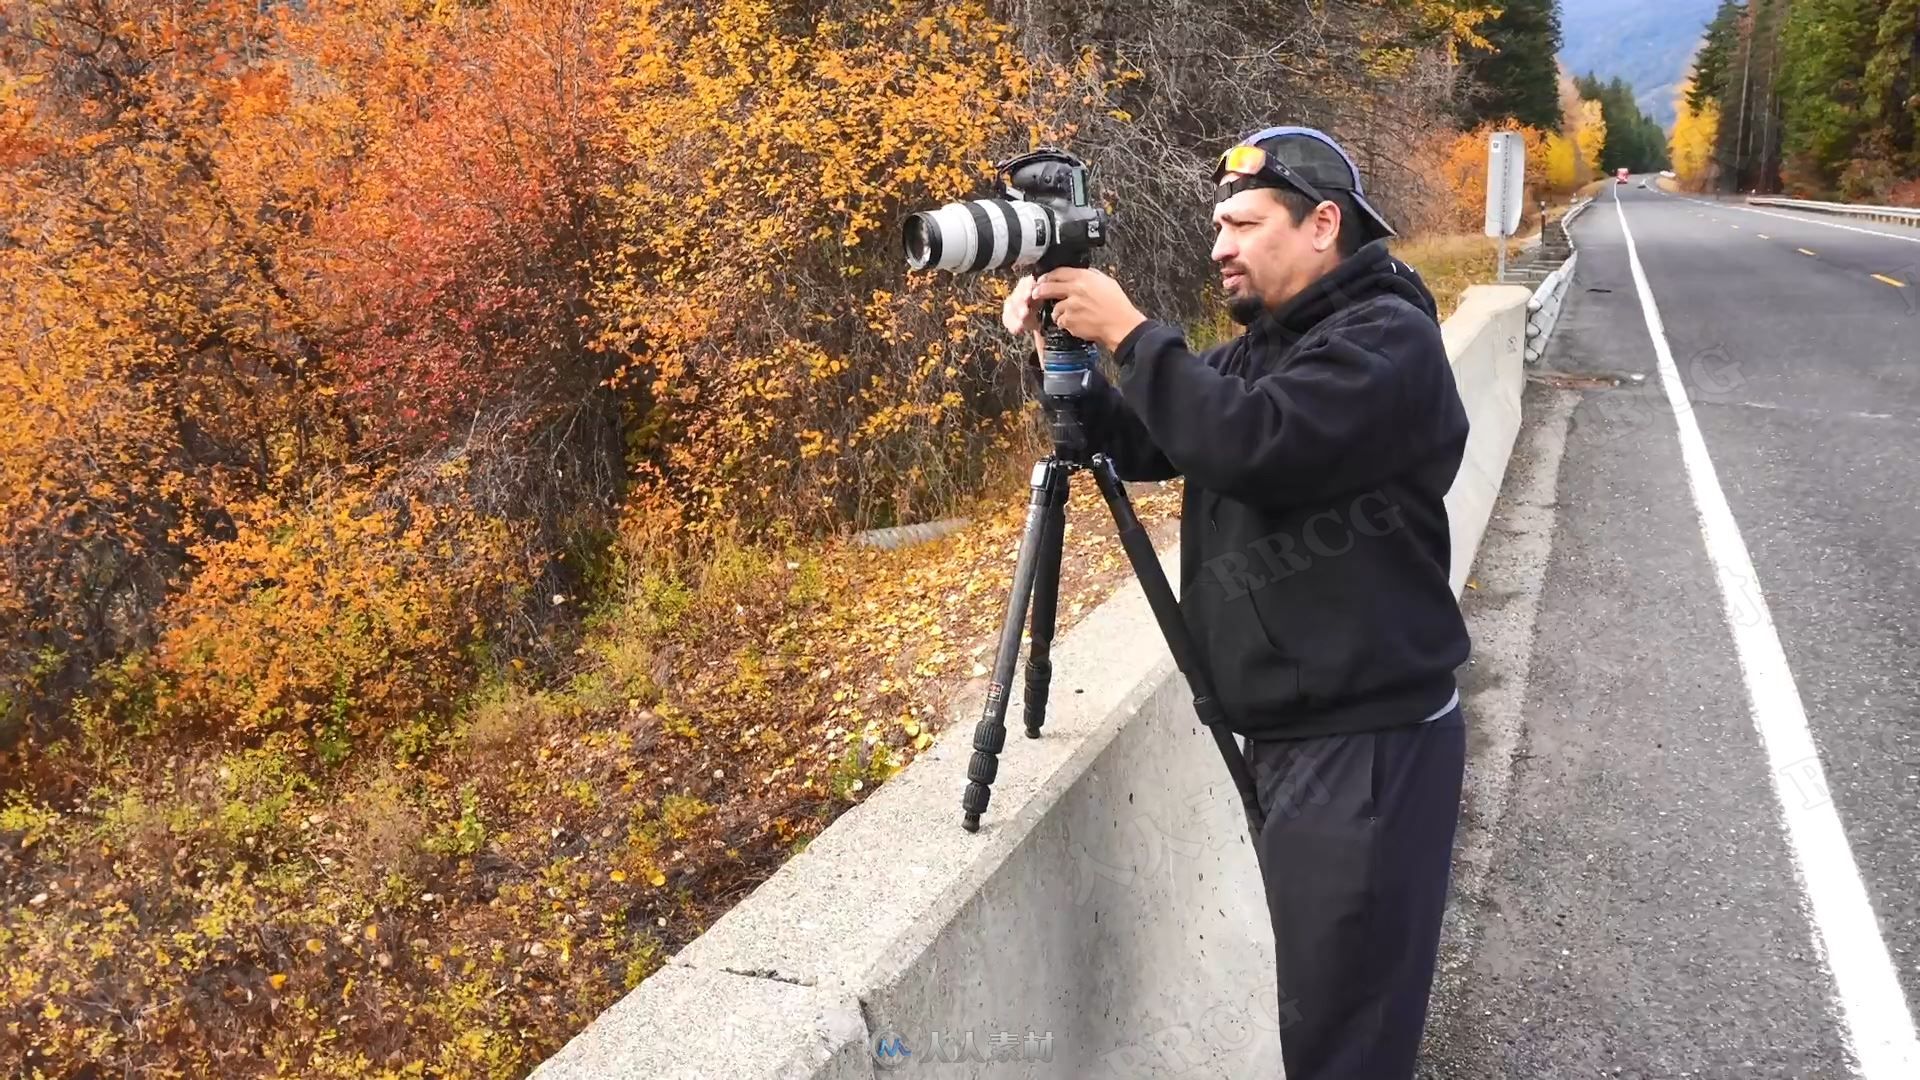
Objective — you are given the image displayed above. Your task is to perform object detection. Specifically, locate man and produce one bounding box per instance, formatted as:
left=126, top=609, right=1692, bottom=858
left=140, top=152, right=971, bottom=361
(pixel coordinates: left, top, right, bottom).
left=1003, top=126, right=1471, bottom=1079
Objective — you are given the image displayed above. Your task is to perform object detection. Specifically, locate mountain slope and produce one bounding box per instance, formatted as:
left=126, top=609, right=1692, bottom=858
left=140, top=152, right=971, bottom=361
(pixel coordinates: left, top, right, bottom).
left=1558, top=0, right=1720, bottom=128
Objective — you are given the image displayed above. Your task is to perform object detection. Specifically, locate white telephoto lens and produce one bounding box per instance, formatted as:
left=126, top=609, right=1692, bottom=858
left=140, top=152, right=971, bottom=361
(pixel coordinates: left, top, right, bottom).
left=1003, top=201, right=1053, bottom=269
left=903, top=199, right=1054, bottom=273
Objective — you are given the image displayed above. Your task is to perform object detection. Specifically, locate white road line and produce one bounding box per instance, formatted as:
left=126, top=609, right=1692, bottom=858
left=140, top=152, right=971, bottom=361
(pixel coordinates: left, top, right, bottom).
left=1613, top=187, right=1920, bottom=1078
left=1735, top=400, right=1900, bottom=422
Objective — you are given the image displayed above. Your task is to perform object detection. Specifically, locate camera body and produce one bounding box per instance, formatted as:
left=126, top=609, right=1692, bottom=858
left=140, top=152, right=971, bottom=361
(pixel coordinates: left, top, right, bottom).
left=902, top=148, right=1109, bottom=277
left=901, top=149, right=1110, bottom=402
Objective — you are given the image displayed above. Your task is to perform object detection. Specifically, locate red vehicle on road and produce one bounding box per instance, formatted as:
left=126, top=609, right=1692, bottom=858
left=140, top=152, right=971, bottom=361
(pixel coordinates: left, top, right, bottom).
left=1616, top=167, right=1630, bottom=184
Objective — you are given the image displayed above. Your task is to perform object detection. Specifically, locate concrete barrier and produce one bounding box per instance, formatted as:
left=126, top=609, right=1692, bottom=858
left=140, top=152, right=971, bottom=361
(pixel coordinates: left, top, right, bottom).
left=531, top=287, right=1537, bottom=1080
left=1440, top=285, right=1532, bottom=596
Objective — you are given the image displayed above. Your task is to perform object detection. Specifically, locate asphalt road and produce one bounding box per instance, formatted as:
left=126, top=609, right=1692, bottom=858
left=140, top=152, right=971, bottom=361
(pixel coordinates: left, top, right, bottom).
left=1420, top=180, right=1920, bottom=1078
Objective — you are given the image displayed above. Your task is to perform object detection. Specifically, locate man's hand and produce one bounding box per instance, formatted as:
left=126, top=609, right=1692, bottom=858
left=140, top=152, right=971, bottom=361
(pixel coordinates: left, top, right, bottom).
left=1029, top=267, right=1149, bottom=354
left=1002, top=274, right=1046, bottom=358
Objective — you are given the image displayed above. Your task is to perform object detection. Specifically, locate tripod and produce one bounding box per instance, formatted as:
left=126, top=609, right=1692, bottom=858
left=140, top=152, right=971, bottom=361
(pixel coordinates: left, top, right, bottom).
left=959, top=314, right=1263, bottom=839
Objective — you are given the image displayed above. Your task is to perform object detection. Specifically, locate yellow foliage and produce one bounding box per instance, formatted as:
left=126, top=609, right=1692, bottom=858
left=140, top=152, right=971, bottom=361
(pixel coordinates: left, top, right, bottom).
left=597, top=0, right=1069, bottom=540
left=1555, top=67, right=1602, bottom=185
left=1574, top=99, right=1608, bottom=178
left=1670, top=76, right=1720, bottom=191
left=1544, top=132, right=1579, bottom=191
left=1400, top=0, right=1498, bottom=61
left=1416, top=121, right=1567, bottom=233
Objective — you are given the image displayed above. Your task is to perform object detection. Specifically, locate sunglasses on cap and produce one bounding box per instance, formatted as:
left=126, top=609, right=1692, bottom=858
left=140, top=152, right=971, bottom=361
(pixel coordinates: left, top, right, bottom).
left=1212, top=143, right=1330, bottom=206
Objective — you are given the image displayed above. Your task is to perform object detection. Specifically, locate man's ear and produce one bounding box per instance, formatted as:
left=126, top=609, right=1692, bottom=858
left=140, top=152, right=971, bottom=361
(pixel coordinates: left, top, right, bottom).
left=1312, top=200, right=1342, bottom=253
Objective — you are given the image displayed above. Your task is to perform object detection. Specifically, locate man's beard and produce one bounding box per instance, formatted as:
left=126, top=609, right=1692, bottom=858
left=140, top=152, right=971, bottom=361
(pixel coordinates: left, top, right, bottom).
left=1228, top=293, right=1266, bottom=325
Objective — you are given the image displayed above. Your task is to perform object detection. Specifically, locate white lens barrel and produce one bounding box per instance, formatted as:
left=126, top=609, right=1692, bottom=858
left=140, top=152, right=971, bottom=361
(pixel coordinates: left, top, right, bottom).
left=1000, top=201, right=1052, bottom=269
left=904, top=199, right=1052, bottom=273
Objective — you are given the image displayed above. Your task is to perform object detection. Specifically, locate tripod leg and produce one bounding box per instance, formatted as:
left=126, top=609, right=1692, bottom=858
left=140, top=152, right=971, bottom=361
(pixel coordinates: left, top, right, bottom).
left=1086, top=457, right=1264, bottom=840
left=1022, top=469, right=1069, bottom=739
left=963, top=459, right=1070, bottom=832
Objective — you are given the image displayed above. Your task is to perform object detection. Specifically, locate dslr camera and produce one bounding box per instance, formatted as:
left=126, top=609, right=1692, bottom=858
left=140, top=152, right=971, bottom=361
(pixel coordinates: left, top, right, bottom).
left=901, top=148, right=1110, bottom=396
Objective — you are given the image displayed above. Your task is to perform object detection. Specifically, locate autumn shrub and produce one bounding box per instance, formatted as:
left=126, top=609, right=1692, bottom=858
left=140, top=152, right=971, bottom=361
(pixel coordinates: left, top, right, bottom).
left=590, top=0, right=1072, bottom=546
left=0, top=221, right=257, bottom=741
left=0, top=0, right=630, bottom=740
left=1413, top=120, right=1577, bottom=234
left=299, top=0, right=626, bottom=472
left=152, top=487, right=518, bottom=754
left=282, top=0, right=634, bottom=675
left=0, top=0, right=390, bottom=738
left=1835, top=133, right=1907, bottom=203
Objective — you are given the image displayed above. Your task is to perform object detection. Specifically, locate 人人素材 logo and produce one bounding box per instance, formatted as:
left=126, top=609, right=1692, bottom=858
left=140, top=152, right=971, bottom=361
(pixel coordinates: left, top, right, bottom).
left=870, top=1028, right=913, bottom=1069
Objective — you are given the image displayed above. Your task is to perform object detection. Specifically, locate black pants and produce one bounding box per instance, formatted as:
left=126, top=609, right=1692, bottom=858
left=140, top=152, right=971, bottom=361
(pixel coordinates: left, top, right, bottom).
left=1243, top=705, right=1466, bottom=1080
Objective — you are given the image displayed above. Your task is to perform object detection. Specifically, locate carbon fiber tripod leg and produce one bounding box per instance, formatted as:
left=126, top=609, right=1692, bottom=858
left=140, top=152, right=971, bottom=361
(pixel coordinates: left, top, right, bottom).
left=961, top=458, right=1070, bottom=832
left=1085, top=457, right=1263, bottom=840
left=1021, top=466, right=1068, bottom=740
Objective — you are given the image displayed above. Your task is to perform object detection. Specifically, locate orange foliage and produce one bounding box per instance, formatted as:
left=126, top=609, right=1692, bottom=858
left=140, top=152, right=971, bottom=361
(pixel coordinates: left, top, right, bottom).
left=155, top=488, right=517, bottom=747
left=1, top=0, right=345, bottom=727
left=1415, top=121, right=1564, bottom=233
left=0, top=0, right=623, bottom=733
left=0, top=242, right=196, bottom=688
left=287, top=0, right=621, bottom=452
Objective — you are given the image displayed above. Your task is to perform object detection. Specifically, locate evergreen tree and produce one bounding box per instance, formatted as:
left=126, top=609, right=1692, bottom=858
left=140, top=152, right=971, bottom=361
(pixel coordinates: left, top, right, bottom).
left=1461, top=0, right=1566, bottom=131
left=1710, top=0, right=1788, bottom=193
left=1860, top=0, right=1920, bottom=174
left=1687, top=0, right=1917, bottom=196
left=1575, top=72, right=1670, bottom=172
left=1777, top=0, right=1878, bottom=189
left=1689, top=0, right=1746, bottom=114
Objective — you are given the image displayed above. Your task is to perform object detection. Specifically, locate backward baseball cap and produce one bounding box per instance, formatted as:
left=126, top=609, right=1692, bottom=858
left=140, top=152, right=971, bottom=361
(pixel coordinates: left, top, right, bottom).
left=1236, top=125, right=1397, bottom=241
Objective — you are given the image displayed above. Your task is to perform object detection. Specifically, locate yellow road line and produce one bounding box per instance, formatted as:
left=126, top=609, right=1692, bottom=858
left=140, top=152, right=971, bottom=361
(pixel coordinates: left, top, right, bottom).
left=1798, top=248, right=1818, bottom=256
left=1872, top=273, right=1907, bottom=288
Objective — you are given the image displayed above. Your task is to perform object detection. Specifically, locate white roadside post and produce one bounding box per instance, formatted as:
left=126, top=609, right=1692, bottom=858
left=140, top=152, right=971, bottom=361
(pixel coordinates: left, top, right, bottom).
left=1486, top=131, right=1524, bottom=282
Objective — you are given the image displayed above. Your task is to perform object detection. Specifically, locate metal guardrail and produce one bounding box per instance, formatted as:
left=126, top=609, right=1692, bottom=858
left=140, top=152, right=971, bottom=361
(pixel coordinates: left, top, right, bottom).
left=1560, top=195, right=1595, bottom=234
left=1520, top=196, right=1589, bottom=364
left=1524, top=251, right=1577, bottom=364
left=1746, top=196, right=1920, bottom=227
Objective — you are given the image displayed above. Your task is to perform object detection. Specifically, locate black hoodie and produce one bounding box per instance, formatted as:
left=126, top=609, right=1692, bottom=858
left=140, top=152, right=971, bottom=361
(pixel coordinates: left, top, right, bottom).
left=1079, top=238, right=1471, bottom=741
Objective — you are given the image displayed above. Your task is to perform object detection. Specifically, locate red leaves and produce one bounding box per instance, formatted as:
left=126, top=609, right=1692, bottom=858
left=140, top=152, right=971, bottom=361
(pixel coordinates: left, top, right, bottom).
left=300, top=0, right=617, bottom=453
